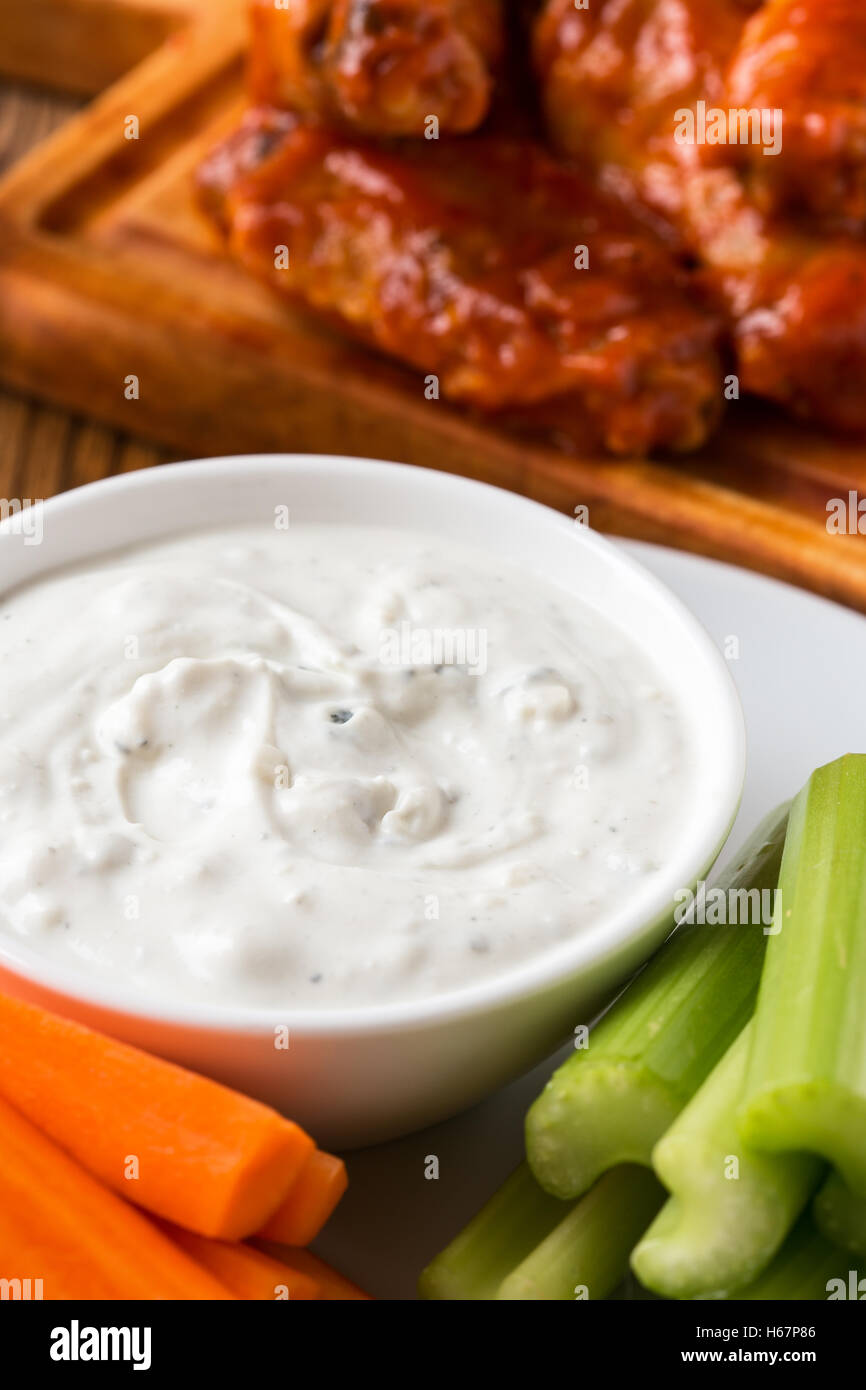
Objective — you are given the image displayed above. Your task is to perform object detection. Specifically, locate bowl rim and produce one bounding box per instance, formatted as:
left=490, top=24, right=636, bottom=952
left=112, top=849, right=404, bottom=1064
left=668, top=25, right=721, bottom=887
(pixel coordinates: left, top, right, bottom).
left=0, top=454, right=746, bottom=1035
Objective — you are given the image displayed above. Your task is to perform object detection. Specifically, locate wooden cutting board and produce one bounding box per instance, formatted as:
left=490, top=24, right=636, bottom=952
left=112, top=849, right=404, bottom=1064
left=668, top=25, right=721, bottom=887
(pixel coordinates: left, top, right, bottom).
left=3, top=0, right=866, bottom=609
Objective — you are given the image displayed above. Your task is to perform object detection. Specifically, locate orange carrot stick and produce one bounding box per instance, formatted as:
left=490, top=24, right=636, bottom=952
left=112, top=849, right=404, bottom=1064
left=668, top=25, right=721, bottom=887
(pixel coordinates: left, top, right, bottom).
left=257, top=1243, right=372, bottom=1300
left=0, top=1094, right=234, bottom=1300
left=257, top=1149, right=348, bottom=1246
left=0, top=991, right=314, bottom=1239
left=164, top=1224, right=320, bottom=1300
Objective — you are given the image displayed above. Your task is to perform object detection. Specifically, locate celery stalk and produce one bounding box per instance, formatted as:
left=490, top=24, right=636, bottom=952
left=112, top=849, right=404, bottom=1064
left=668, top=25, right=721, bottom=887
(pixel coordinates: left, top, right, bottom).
left=418, top=1163, right=567, bottom=1300
left=814, top=1171, right=866, bottom=1256
left=527, top=806, right=789, bottom=1199
left=631, top=1023, right=823, bottom=1299
left=619, top=1220, right=850, bottom=1301
left=738, top=756, right=866, bottom=1196
left=705, top=1217, right=853, bottom=1301
left=498, top=1166, right=664, bottom=1301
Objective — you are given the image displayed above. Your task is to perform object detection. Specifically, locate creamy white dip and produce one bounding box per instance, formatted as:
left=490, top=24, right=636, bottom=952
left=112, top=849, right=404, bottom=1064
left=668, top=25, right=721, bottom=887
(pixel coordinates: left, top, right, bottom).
left=0, top=524, right=693, bottom=1008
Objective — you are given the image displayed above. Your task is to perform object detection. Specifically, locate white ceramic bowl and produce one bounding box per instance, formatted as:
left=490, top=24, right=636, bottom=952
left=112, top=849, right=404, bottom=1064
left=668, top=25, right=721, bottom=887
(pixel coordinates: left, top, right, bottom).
left=0, top=457, right=745, bottom=1147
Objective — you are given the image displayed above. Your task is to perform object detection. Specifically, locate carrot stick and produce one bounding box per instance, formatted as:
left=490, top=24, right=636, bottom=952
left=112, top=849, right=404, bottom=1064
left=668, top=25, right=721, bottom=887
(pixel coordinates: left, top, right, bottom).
left=163, top=1224, right=320, bottom=1300
left=257, top=1242, right=372, bottom=1300
left=0, top=1094, right=234, bottom=1300
left=0, top=992, right=315, bottom=1239
left=257, top=1149, right=348, bottom=1245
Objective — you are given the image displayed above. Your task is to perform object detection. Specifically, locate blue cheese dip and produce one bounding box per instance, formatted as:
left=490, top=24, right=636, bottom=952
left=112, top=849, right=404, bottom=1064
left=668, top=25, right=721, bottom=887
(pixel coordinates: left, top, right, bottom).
left=0, top=523, right=693, bottom=1008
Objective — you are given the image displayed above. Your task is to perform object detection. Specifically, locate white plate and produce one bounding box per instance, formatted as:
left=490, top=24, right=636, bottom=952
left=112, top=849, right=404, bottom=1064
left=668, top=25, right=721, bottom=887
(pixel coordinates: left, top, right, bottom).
left=316, top=539, right=866, bottom=1300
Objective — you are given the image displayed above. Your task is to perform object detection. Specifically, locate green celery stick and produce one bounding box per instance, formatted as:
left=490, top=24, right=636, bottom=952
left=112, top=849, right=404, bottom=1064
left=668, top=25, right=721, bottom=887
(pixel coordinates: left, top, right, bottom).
left=616, top=1221, right=850, bottom=1301
left=527, top=805, right=789, bottom=1199
left=418, top=1163, right=567, bottom=1300
left=702, top=1217, right=854, bottom=1301
left=631, top=1023, right=824, bottom=1300
left=814, top=1171, right=866, bottom=1256
left=498, top=1165, right=664, bottom=1301
left=738, top=756, right=866, bottom=1196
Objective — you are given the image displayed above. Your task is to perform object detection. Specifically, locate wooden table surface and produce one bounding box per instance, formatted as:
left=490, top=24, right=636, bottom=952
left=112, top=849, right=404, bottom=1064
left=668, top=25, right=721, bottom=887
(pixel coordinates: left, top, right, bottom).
left=0, top=79, right=170, bottom=501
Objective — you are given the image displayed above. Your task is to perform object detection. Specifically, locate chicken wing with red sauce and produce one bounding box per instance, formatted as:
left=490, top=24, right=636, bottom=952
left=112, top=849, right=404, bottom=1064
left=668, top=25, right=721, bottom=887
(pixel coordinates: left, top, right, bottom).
left=723, top=0, right=866, bottom=230
left=532, top=0, right=752, bottom=230
left=683, top=170, right=866, bottom=434
left=249, top=0, right=504, bottom=136
left=197, top=107, right=722, bottom=455
left=533, top=0, right=866, bottom=433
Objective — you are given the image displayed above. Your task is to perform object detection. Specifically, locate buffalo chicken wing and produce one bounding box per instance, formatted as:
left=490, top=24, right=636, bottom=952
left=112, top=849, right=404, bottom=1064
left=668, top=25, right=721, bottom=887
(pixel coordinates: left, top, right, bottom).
left=249, top=0, right=504, bottom=136
left=723, top=0, right=866, bottom=230
left=533, top=0, right=866, bottom=433
left=532, top=0, right=752, bottom=230
left=198, top=108, right=722, bottom=455
left=683, top=171, right=866, bottom=434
